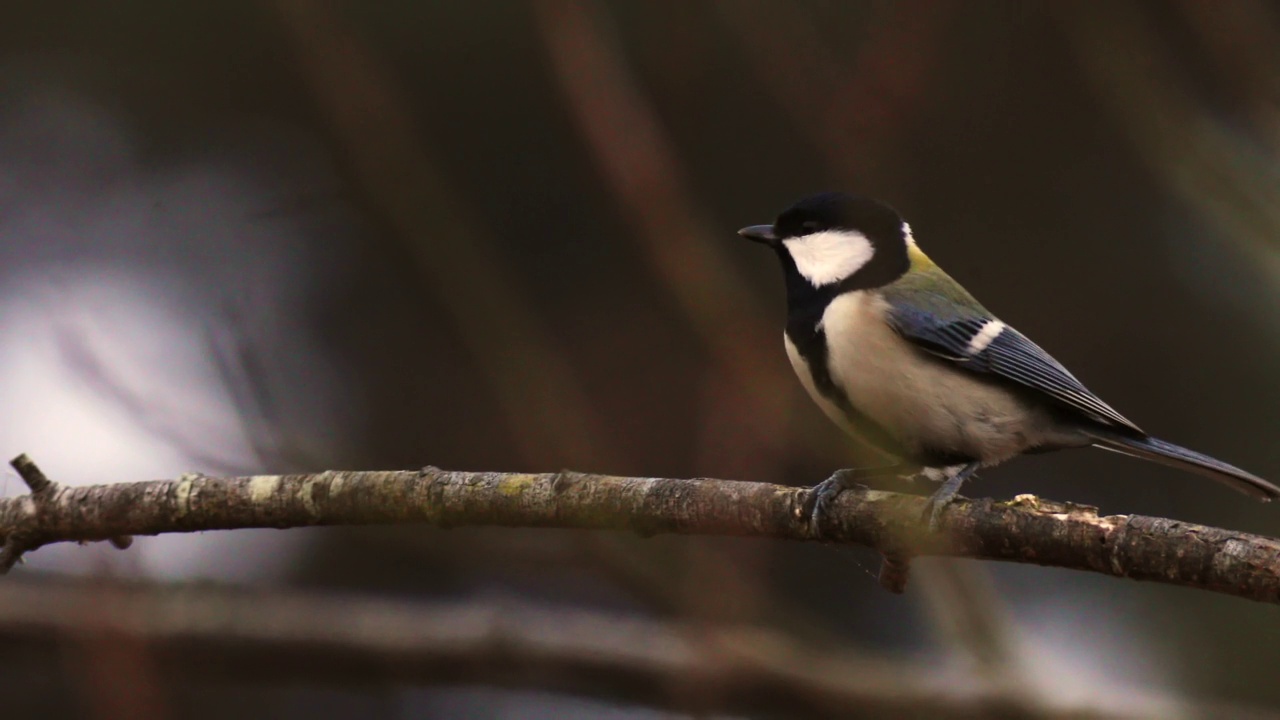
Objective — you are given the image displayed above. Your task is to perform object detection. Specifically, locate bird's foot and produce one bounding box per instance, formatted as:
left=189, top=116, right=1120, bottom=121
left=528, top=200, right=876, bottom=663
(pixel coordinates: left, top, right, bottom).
left=802, top=468, right=864, bottom=531
left=919, top=462, right=981, bottom=531
left=803, top=464, right=912, bottom=533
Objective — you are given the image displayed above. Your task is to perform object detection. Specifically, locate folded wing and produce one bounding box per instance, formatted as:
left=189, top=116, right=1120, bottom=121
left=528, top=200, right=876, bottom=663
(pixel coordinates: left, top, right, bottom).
left=884, top=299, right=1143, bottom=434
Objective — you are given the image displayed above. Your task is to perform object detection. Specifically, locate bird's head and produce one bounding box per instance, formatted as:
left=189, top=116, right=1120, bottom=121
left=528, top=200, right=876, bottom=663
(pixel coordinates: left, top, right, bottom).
left=740, top=192, right=912, bottom=291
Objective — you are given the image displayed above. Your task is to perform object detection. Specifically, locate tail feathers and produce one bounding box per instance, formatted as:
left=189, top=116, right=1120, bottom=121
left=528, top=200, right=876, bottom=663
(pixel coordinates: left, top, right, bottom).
left=1086, top=430, right=1280, bottom=501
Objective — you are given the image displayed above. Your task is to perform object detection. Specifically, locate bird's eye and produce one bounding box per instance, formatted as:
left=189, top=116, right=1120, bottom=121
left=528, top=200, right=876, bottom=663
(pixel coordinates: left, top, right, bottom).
left=801, top=221, right=822, bottom=234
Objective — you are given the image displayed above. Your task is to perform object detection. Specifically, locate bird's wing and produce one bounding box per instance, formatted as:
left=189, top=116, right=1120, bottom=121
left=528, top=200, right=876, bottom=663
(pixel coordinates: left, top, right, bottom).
left=882, top=287, right=1143, bottom=433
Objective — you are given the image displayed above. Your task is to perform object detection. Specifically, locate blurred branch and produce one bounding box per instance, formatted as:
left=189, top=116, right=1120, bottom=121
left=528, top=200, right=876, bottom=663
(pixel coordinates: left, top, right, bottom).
left=716, top=0, right=952, bottom=190
left=4, top=576, right=1269, bottom=720
left=275, top=0, right=614, bottom=468
left=1055, top=2, right=1280, bottom=266
left=913, top=559, right=1026, bottom=685
left=533, top=0, right=796, bottom=440
left=5, top=455, right=1280, bottom=606
left=1174, top=0, right=1280, bottom=155
left=53, top=323, right=251, bottom=477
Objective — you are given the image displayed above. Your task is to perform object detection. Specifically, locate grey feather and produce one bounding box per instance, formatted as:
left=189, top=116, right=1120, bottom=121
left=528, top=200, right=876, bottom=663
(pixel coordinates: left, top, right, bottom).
left=1086, top=428, right=1280, bottom=500
left=880, top=282, right=1142, bottom=433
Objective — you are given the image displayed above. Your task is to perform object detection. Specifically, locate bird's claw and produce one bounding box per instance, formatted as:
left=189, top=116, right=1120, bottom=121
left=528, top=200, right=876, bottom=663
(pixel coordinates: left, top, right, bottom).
left=802, top=468, right=866, bottom=533
left=920, top=494, right=949, bottom=532
left=919, top=462, right=981, bottom=532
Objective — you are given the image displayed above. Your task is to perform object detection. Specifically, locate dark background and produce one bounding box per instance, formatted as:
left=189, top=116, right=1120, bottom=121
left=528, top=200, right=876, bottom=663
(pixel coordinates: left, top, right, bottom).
left=1, top=1, right=1278, bottom=717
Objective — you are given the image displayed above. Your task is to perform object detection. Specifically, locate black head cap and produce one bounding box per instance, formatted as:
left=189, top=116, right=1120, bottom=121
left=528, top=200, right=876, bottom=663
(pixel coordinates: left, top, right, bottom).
left=773, top=192, right=906, bottom=242
left=741, top=192, right=912, bottom=291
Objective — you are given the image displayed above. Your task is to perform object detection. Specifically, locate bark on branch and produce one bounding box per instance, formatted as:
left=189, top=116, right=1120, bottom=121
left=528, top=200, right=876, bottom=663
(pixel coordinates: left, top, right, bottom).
left=3, top=454, right=1279, bottom=603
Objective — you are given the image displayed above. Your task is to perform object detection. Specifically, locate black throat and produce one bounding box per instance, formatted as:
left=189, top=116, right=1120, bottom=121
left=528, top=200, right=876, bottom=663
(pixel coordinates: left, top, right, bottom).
left=775, top=246, right=912, bottom=459
left=774, top=238, right=909, bottom=342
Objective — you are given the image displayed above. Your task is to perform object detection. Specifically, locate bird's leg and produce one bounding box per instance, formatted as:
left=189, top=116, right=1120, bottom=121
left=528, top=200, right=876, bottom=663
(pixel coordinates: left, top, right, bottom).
left=803, top=463, right=914, bottom=531
left=921, top=462, right=982, bottom=531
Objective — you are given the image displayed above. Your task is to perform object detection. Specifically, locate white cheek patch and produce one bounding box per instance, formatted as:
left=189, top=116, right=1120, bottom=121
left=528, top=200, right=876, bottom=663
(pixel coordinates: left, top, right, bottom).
left=782, top=230, right=874, bottom=287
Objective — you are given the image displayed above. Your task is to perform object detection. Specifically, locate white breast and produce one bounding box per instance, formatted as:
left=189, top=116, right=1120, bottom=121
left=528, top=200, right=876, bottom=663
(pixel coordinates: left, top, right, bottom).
left=786, top=291, right=1055, bottom=464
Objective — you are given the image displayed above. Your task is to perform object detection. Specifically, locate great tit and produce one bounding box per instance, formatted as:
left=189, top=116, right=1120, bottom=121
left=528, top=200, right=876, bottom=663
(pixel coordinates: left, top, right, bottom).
left=740, top=192, right=1280, bottom=528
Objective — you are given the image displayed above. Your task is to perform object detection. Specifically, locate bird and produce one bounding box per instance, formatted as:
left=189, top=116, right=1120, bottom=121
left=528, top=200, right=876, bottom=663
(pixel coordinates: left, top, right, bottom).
left=738, top=191, right=1280, bottom=529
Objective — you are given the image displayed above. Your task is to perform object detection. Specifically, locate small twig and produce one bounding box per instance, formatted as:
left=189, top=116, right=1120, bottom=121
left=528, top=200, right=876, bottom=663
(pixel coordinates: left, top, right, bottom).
left=10, top=454, right=52, bottom=494
left=3, top=454, right=132, bottom=571
left=0, top=534, right=30, bottom=571
left=877, top=552, right=912, bottom=594
left=1, top=454, right=51, bottom=571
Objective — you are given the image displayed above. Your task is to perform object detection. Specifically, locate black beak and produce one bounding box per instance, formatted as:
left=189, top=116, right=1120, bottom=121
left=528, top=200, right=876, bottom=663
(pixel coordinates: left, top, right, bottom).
left=738, top=224, right=778, bottom=245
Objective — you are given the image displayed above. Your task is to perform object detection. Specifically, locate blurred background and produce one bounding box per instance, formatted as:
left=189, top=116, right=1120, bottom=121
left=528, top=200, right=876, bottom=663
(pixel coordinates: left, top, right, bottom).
left=1, top=0, right=1279, bottom=717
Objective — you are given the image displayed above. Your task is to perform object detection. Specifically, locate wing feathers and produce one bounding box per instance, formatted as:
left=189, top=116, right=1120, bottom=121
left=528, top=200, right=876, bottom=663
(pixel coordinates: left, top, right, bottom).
left=884, top=302, right=1143, bottom=433
left=984, top=330, right=1141, bottom=431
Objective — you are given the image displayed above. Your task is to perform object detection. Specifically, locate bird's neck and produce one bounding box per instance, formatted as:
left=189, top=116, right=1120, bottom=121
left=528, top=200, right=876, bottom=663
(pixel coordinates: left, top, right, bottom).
left=906, top=242, right=937, bottom=271
left=776, top=241, right=910, bottom=330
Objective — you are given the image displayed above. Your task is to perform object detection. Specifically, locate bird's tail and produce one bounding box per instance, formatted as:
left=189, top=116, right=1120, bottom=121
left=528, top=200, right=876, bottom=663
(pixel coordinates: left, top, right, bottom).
left=1084, top=429, right=1280, bottom=501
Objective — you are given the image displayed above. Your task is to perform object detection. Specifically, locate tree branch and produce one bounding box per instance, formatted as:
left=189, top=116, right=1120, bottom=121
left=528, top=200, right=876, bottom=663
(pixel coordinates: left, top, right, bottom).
left=7, top=576, right=1274, bottom=720
left=3, top=454, right=1280, bottom=604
